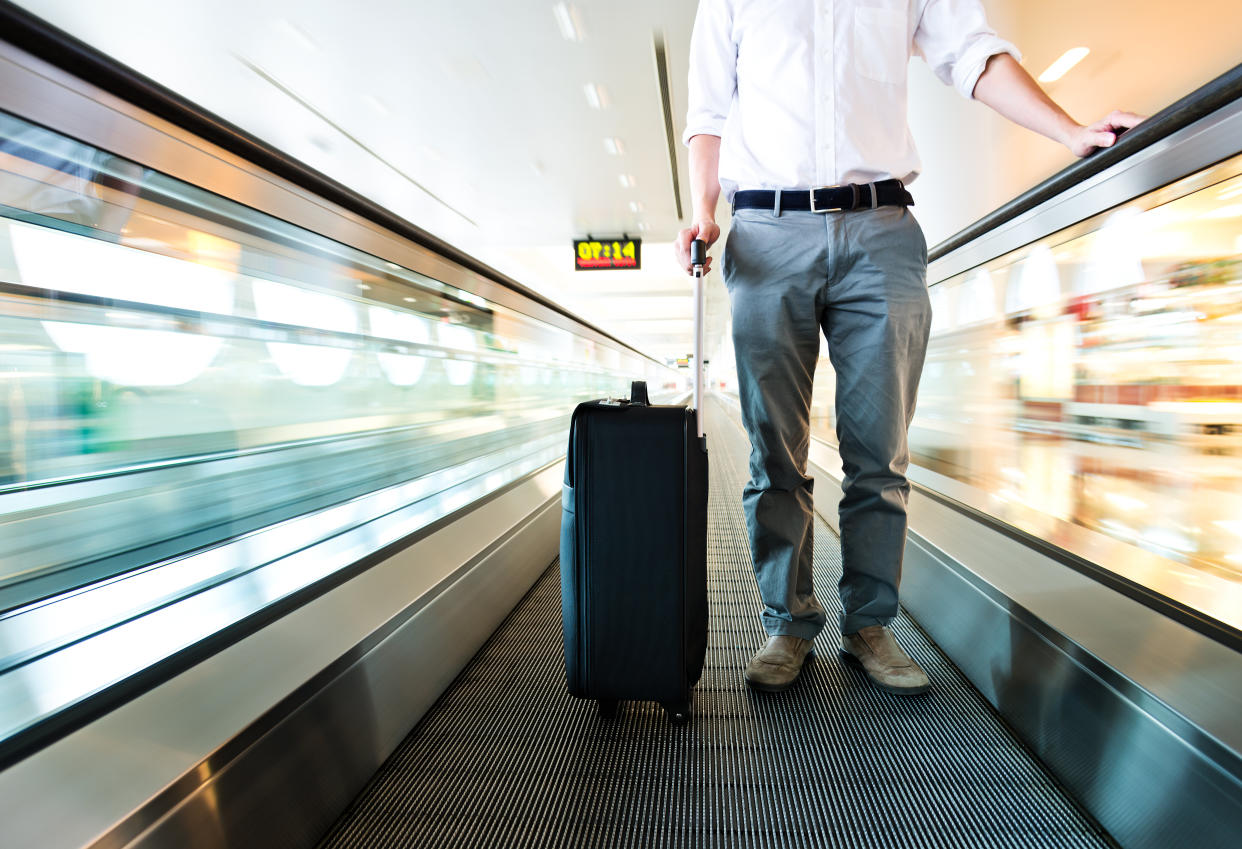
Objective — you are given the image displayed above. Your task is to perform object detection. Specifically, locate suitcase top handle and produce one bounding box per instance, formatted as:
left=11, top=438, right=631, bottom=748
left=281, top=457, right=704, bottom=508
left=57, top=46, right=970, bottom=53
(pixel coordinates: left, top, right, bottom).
left=630, top=380, right=650, bottom=406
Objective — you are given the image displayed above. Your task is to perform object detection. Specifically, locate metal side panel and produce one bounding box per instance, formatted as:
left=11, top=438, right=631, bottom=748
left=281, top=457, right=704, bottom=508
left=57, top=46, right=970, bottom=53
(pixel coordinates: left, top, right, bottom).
left=806, top=438, right=1242, bottom=849
left=0, top=463, right=561, bottom=849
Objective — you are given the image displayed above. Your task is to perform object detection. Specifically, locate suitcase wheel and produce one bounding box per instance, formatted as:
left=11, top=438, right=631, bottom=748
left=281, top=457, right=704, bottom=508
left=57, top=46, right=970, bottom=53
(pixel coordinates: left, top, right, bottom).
left=663, top=702, right=691, bottom=725
left=597, top=699, right=619, bottom=719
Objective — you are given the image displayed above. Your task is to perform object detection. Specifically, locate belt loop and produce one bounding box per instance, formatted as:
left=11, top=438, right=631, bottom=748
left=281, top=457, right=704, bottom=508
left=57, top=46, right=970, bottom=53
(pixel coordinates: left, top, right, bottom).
left=773, top=188, right=782, bottom=218
left=869, top=182, right=878, bottom=209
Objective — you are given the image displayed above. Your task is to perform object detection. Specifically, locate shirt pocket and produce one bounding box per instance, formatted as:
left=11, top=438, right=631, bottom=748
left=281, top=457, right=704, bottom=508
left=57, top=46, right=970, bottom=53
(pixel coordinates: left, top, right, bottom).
left=853, top=6, right=909, bottom=85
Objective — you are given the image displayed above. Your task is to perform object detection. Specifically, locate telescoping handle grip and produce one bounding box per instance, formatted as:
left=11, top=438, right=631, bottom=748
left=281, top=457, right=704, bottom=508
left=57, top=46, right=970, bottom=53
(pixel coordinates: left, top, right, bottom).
left=690, top=238, right=706, bottom=269
left=690, top=239, right=706, bottom=438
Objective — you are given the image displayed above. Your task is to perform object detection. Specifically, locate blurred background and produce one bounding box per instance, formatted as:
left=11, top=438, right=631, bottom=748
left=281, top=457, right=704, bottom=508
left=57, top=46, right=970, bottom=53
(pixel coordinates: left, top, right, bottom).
left=2, top=3, right=1242, bottom=847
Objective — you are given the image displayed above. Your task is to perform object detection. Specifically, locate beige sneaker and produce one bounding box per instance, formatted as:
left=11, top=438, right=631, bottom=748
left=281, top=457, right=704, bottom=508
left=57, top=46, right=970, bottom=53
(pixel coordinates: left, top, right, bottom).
left=840, top=625, right=930, bottom=696
left=744, top=635, right=814, bottom=692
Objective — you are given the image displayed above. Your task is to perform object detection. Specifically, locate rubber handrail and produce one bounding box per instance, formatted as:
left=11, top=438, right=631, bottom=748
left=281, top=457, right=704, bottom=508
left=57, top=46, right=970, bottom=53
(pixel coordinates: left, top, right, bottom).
left=928, top=61, right=1242, bottom=262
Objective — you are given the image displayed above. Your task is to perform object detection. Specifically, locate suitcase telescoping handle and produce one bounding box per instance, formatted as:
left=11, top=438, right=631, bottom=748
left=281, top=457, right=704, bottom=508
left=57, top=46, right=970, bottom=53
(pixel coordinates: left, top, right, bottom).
left=690, top=239, right=707, bottom=438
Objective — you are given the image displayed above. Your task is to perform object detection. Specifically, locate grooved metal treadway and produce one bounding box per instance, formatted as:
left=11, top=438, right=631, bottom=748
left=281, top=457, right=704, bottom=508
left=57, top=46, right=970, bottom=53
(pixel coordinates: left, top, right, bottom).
left=318, top=429, right=1113, bottom=849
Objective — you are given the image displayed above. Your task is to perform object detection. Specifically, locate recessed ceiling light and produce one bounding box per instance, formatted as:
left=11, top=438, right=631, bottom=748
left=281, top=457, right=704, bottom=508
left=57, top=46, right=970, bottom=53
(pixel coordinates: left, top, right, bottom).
left=552, top=3, right=584, bottom=42
left=583, top=83, right=608, bottom=110
left=1038, top=47, right=1090, bottom=83
left=636, top=222, right=649, bottom=231
left=618, top=174, right=636, bottom=188
left=357, top=283, right=372, bottom=291
left=629, top=201, right=644, bottom=212
left=603, top=137, right=625, bottom=155
left=404, top=297, right=417, bottom=303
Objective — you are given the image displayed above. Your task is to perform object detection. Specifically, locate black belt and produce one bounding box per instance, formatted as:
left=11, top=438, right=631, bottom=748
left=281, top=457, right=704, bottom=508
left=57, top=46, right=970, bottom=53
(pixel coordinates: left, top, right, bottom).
left=733, top=179, right=913, bottom=213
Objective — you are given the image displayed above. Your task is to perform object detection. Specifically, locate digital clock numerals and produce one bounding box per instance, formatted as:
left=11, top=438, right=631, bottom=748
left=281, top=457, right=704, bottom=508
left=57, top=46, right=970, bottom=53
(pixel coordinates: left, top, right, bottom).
left=577, top=241, right=636, bottom=263
left=574, top=238, right=641, bottom=270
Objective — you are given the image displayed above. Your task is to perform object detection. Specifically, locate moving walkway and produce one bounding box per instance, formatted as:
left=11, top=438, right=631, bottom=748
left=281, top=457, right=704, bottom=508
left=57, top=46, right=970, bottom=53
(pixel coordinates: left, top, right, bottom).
left=0, top=12, right=1240, bottom=849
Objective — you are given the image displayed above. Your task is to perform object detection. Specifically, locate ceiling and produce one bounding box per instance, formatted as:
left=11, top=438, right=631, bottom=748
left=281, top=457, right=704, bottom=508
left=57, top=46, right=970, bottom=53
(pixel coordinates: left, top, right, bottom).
left=12, top=0, right=1241, bottom=367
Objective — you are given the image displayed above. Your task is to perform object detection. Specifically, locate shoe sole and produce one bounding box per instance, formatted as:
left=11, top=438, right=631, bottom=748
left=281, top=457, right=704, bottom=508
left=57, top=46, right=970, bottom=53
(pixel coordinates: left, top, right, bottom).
left=839, top=650, right=930, bottom=696
left=744, top=651, right=814, bottom=693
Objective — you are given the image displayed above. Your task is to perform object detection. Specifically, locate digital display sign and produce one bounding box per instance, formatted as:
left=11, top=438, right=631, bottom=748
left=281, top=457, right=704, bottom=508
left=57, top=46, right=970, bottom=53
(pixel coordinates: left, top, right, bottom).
left=574, top=237, right=641, bottom=271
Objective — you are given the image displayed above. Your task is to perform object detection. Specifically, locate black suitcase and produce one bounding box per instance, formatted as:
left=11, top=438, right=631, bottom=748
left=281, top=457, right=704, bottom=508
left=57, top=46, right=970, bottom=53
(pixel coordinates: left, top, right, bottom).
left=559, top=240, right=710, bottom=724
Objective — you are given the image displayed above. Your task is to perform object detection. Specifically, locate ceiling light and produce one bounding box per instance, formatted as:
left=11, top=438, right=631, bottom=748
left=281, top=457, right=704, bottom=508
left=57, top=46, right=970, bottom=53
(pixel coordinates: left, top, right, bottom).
left=603, top=137, right=625, bottom=155
left=629, top=201, right=644, bottom=212
left=1217, top=182, right=1242, bottom=200
left=552, top=3, right=584, bottom=42
left=583, top=83, right=608, bottom=110
left=618, top=174, right=636, bottom=188
left=1038, top=47, right=1090, bottom=83
left=637, top=222, right=649, bottom=231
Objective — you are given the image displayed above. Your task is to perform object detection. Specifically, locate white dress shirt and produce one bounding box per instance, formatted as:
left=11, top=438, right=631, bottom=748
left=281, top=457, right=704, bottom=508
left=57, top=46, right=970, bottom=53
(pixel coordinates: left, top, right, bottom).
left=683, top=0, right=1020, bottom=200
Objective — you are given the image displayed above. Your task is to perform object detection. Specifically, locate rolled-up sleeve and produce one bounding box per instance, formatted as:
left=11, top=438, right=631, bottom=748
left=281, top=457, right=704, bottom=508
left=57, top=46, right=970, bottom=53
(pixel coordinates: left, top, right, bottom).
left=682, top=0, right=736, bottom=145
left=914, top=0, right=1021, bottom=100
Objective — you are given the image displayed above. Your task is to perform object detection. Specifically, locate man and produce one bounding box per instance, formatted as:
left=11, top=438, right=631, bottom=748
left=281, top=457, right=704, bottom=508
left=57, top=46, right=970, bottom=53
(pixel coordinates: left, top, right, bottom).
left=675, top=0, right=1141, bottom=696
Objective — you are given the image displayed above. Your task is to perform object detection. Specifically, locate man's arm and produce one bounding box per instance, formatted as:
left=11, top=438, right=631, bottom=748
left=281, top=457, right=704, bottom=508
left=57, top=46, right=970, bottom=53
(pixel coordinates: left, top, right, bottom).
left=677, top=0, right=733, bottom=274
left=972, top=53, right=1143, bottom=158
left=675, top=134, right=722, bottom=275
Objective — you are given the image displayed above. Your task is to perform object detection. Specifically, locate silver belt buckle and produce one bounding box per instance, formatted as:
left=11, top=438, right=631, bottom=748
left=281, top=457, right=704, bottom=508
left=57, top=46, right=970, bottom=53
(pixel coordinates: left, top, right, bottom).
left=810, top=184, right=845, bottom=213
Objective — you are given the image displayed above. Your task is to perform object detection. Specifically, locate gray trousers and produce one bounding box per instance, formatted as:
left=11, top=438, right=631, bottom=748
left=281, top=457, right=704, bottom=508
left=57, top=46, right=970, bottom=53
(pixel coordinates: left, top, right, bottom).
left=721, top=203, right=931, bottom=639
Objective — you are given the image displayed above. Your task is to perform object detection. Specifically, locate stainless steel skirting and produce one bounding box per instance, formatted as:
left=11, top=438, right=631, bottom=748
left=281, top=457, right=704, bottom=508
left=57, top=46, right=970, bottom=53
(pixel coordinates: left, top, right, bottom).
left=807, top=438, right=1242, bottom=849
left=124, top=496, right=560, bottom=849
left=1, top=465, right=562, bottom=849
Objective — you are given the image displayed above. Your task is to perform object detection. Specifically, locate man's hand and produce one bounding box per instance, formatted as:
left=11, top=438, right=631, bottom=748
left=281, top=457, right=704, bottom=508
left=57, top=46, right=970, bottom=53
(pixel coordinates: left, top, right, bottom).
left=973, top=55, right=1147, bottom=161
left=1066, top=110, right=1145, bottom=158
left=675, top=219, right=721, bottom=275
